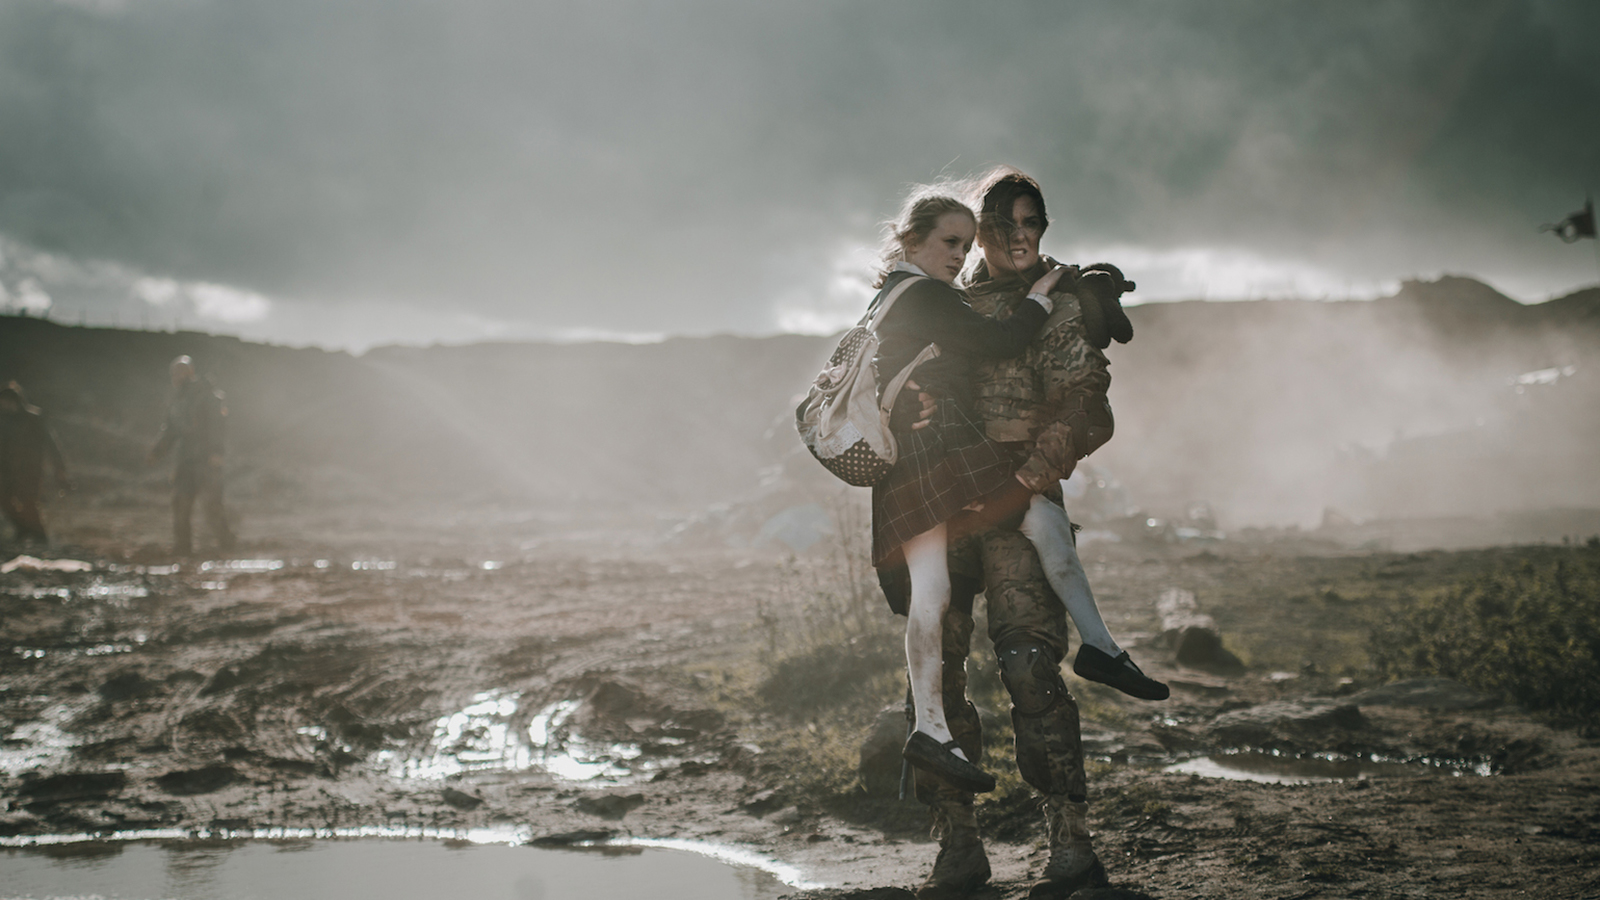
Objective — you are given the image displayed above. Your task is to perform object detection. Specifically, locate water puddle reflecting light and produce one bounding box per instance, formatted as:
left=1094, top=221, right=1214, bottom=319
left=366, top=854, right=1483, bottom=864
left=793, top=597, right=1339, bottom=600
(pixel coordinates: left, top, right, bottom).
left=0, top=833, right=798, bottom=899
left=199, top=559, right=285, bottom=574
left=0, top=706, right=79, bottom=775
left=379, top=690, right=532, bottom=780
left=379, top=692, right=654, bottom=784
left=526, top=699, right=645, bottom=782
left=1165, top=750, right=1492, bottom=784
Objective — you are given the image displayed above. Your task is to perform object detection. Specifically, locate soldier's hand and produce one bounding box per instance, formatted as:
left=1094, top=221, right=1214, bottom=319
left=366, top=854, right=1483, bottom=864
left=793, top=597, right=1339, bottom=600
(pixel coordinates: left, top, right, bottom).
left=906, top=381, right=938, bottom=431
left=1029, top=264, right=1071, bottom=297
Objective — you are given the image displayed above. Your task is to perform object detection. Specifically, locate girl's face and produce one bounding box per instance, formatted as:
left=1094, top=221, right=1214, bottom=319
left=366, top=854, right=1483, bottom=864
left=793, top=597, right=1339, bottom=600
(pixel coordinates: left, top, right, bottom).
left=906, top=212, right=976, bottom=283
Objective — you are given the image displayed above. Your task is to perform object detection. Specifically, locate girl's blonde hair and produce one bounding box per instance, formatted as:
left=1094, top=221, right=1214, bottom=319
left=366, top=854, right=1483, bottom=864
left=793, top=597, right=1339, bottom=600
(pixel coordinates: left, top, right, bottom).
left=874, top=188, right=977, bottom=288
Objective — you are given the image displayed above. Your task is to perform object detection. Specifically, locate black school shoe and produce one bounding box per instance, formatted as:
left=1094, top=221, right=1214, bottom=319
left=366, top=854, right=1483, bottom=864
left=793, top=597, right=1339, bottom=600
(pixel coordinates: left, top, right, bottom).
left=1073, top=646, right=1170, bottom=701
left=903, top=731, right=997, bottom=794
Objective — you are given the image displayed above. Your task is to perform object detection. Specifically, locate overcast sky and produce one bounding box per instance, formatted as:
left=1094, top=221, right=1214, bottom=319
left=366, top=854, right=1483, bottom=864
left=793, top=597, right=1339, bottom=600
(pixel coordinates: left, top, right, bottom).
left=1, top=0, right=1596, bottom=350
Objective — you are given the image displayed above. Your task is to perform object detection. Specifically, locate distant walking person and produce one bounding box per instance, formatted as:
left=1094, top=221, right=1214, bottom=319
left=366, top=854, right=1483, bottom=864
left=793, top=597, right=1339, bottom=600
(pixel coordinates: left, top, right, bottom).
left=148, top=356, right=235, bottom=556
left=0, top=382, right=70, bottom=545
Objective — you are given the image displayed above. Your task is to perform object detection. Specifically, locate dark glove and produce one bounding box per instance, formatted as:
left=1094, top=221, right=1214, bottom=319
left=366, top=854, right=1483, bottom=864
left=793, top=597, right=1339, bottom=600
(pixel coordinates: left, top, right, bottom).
left=1081, top=263, right=1135, bottom=345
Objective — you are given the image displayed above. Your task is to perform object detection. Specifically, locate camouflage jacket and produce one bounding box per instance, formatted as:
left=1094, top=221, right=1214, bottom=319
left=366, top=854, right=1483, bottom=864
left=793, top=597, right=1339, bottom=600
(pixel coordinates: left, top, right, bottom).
left=963, top=256, right=1113, bottom=492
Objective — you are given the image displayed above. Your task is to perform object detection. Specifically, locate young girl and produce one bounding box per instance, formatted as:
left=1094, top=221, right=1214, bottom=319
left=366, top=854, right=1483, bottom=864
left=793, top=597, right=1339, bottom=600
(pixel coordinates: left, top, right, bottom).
left=868, top=190, right=1067, bottom=792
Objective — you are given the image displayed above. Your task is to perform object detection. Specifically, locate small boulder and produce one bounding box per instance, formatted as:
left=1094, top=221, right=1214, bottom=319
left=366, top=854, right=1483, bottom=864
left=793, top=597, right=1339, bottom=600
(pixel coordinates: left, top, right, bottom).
left=770, top=806, right=804, bottom=826
left=530, top=829, right=613, bottom=846
left=741, top=788, right=790, bottom=816
left=99, top=670, right=161, bottom=702
left=858, top=706, right=909, bottom=797
left=575, top=792, right=645, bottom=820
left=442, top=787, right=484, bottom=810
left=1172, top=626, right=1246, bottom=674
left=155, top=765, right=238, bottom=796
left=19, top=771, right=127, bottom=806
left=1351, top=678, right=1499, bottom=711
left=1208, top=702, right=1370, bottom=752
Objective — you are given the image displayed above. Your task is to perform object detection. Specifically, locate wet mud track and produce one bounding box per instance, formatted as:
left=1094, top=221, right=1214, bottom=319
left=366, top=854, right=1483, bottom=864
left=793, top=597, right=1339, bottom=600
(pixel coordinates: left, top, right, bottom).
left=3, top=539, right=1599, bottom=899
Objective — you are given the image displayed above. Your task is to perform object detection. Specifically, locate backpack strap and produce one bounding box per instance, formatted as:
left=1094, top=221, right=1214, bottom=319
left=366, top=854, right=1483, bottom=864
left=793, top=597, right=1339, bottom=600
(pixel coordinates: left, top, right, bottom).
left=865, top=274, right=928, bottom=332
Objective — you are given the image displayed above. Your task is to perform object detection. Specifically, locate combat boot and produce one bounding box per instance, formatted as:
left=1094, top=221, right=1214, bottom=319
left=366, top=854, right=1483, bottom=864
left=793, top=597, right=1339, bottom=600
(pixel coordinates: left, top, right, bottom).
left=917, top=798, right=990, bottom=900
left=1029, top=796, right=1107, bottom=899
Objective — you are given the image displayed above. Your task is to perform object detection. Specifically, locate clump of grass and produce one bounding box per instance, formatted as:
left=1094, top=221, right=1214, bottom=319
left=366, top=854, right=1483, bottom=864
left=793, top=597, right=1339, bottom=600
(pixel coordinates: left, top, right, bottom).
left=728, top=497, right=908, bottom=801
left=754, top=497, right=903, bottom=717
left=1369, top=544, right=1600, bottom=733
left=1101, top=780, right=1171, bottom=828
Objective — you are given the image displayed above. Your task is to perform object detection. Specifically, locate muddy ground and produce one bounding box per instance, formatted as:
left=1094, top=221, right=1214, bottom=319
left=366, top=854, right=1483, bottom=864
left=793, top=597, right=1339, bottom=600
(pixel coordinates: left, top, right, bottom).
left=2, top=497, right=1598, bottom=900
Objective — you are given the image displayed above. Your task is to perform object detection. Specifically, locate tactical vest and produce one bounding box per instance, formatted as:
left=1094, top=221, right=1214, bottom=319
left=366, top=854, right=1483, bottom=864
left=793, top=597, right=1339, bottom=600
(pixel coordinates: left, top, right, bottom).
left=965, top=274, right=1111, bottom=445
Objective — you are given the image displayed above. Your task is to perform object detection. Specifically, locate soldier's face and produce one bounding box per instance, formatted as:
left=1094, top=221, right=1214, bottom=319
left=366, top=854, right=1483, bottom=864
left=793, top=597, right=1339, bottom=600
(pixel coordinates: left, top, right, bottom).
left=981, top=195, right=1044, bottom=275
left=906, top=212, right=976, bottom=284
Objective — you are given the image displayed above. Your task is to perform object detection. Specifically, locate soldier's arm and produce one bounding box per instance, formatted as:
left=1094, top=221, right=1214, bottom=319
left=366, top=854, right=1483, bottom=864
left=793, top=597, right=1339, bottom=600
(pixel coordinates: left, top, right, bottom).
left=1013, top=290, right=1112, bottom=492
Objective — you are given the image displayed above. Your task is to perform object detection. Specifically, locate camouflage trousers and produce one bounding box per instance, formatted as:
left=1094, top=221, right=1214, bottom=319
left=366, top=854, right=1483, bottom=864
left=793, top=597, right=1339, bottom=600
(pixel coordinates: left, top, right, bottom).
left=915, top=525, right=1088, bottom=805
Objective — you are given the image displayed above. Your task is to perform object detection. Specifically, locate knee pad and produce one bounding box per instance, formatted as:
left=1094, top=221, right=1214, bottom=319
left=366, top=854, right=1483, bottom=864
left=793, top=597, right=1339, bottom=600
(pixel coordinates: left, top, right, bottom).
left=997, top=639, right=1067, bottom=717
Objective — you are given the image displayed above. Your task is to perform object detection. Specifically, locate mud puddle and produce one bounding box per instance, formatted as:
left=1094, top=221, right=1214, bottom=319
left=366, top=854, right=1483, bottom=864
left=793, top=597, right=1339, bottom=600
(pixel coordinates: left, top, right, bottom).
left=1165, top=750, right=1493, bottom=784
left=0, top=834, right=796, bottom=899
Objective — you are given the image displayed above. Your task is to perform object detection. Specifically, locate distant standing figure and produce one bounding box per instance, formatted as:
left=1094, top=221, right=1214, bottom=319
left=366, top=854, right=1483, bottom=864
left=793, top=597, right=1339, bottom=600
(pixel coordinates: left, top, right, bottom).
left=148, top=356, right=235, bottom=555
left=0, top=382, right=70, bottom=544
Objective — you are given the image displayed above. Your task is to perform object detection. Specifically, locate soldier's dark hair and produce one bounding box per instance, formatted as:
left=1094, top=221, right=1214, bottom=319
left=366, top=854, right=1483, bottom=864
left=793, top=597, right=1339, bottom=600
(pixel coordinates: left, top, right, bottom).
left=874, top=190, right=976, bottom=287
left=0, top=381, right=24, bottom=404
left=975, top=166, right=1048, bottom=248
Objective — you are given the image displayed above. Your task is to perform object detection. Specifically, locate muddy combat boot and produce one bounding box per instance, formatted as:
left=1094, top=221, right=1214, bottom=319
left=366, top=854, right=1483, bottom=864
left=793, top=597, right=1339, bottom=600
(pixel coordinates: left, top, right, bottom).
left=917, top=799, right=990, bottom=900
left=1030, top=796, right=1107, bottom=899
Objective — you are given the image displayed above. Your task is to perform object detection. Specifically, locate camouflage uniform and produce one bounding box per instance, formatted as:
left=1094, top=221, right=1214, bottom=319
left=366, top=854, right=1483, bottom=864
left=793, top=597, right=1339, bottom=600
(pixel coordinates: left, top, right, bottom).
left=967, top=257, right=1114, bottom=493
left=915, top=257, right=1106, bottom=808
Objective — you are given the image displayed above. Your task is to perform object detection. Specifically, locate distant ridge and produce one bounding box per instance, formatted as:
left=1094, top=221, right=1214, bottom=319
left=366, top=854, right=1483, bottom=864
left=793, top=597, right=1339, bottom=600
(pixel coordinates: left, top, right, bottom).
left=2, top=274, right=1596, bottom=523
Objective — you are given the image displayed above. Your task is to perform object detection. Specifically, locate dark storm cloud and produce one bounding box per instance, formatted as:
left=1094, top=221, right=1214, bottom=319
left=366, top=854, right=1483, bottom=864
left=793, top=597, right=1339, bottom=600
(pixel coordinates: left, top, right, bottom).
left=0, top=0, right=1596, bottom=345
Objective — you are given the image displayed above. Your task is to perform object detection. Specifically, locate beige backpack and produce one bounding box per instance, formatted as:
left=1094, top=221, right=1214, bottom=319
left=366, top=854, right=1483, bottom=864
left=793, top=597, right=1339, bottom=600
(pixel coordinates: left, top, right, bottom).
left=794, top=275, right=939, bottom=486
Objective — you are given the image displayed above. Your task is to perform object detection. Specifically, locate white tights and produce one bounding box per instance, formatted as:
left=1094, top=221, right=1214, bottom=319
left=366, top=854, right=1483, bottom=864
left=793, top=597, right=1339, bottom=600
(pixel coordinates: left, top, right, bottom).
left=903, top=523, right=963, bottom=756
left=1019, top=494, right=1121, bottom=655
left=902, top=496, right=1122, bottom=761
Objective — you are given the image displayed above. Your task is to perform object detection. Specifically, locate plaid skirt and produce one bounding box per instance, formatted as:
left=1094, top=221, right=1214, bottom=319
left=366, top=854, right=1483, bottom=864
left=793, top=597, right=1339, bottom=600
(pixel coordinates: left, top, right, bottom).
left=871, top=399, right=1014, bottom=569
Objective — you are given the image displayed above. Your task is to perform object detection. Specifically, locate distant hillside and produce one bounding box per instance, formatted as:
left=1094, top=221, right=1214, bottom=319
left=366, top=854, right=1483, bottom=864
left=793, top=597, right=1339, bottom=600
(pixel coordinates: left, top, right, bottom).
left=2, top=275, right=1597, bottom=525
left=0, top=319, right=833, bottom=510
